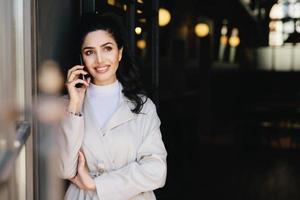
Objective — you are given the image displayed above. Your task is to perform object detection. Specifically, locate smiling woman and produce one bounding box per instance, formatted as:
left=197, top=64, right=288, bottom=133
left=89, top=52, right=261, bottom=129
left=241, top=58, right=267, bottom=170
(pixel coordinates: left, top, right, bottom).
left=81, top=30, right=123, bottom=85
left=57, top=12, right=167, bottom=200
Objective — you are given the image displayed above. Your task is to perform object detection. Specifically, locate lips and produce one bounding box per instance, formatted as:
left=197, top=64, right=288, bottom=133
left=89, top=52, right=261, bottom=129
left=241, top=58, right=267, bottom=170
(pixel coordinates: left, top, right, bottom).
left=94, top=65, right=109, bottom=73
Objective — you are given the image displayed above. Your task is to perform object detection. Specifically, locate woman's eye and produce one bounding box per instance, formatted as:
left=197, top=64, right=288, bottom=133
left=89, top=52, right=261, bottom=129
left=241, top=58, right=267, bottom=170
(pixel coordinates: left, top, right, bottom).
left=104, top=46, right=112, bottom=52
left=85, top=50, right=93, bottom=55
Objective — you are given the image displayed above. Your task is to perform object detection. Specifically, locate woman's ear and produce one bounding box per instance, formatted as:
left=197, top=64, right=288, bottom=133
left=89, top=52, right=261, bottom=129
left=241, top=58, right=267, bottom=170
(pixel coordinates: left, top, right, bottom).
left=118, top=47, right=123, bottom=62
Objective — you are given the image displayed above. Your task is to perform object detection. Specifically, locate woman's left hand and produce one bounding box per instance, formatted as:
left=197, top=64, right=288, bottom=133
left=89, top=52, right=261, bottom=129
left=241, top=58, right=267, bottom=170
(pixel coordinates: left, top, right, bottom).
left=69, top=151, right=96, bottom=191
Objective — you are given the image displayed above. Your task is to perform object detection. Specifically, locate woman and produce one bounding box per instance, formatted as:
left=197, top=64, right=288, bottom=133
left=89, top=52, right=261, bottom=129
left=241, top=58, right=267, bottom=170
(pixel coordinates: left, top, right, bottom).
left=57, top=12, right=167, bottom=200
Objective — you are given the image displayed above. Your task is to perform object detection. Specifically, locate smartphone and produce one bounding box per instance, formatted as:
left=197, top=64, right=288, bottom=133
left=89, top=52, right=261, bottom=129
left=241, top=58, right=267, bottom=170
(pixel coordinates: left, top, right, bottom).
left=75, top=54, right=89, bottom=88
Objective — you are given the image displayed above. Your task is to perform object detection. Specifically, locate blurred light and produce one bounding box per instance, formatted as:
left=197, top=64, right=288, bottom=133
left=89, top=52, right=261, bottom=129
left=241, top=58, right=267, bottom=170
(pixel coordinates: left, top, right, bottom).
left=270, top=3, right=285, bottom=19
left=283, top=33, right=289, bottom=41
left=137, top=0, right=143, bottom=3
left=137, top=10, right=142, bottom=14
left=220, top=20, right=228, bottom=44
left=229, top=37, right=240, bottom=47
left=283, top=20, right=295, bottom=33
left=159, top=8, right=171, bottom=27
left=288, top=2, right=300, bottom=18
left=229, top=28, right=240, bottom=47
left=294, top=3, right=300, bottom=18
left=107, top=0, right=116, bottom=6
left=137, top=39, right=146, bottom=49
left=123, top=4, right=127, bottom=11
left=296, top=20, right=300, bottom=33
left=221, top=25, right=228, bottom=35
left=194, top=23, right=210, bottom=37
left=269, top=21, right=283, bottom=46
left=241, top=0, right=251, bottom=5
left=135, top=27, right=142, bottom=35
left=139, top=18, right=146, bottom=23
left=220, top=35, right=228, bottom=45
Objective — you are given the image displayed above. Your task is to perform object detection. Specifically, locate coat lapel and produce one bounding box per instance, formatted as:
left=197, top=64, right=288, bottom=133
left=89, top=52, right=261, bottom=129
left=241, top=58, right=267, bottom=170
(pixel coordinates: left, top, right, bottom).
left=103, top=100, right=134, bottom=131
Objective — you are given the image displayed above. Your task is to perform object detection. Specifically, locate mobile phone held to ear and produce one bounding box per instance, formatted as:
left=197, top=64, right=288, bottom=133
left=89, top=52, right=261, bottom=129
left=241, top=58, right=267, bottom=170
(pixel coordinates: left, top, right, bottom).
left=75, top=54, right=89, bottom=88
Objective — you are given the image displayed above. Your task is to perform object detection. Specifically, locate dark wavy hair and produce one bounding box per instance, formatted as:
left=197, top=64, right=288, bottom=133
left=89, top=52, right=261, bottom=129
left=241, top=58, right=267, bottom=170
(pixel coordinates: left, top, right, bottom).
left=78, top=12, right=147, bottom=114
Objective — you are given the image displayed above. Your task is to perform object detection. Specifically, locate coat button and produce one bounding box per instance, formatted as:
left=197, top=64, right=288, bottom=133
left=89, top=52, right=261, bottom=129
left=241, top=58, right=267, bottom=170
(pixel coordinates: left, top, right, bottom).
left=97, top=161, right=105, bottom=173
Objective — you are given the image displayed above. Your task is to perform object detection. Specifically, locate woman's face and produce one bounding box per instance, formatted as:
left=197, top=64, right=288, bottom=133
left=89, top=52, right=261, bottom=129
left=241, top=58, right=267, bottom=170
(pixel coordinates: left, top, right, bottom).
left=81, top=30, right=123, bottom=85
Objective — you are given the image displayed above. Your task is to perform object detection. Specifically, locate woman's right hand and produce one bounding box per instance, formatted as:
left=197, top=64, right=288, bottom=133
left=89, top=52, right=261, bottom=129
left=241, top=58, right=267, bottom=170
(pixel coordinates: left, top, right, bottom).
left=66, top=65, right=90, bottom=113
left=69, top=151, right=96, bottom=191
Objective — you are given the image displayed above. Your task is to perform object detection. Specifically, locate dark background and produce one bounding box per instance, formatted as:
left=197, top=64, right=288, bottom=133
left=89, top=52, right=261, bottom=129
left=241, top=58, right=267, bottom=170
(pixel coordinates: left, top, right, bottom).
left=154, top=0, right=300, bottom=199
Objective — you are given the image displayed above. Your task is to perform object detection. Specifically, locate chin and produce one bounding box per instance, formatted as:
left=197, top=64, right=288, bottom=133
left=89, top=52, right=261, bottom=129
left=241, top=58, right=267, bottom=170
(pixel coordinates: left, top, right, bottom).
left=94, top=77, right=116, bottom=85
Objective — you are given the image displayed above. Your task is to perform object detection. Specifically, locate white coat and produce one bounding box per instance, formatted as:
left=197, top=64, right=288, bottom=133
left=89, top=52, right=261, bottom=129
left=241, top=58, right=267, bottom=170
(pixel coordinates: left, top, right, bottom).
left=57, top=85, right=167, bottom=200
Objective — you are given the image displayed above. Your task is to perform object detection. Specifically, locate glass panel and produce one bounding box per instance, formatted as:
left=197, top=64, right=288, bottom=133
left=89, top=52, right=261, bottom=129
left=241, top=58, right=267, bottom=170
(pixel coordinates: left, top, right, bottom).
left=0, top=0, right=17, bottom=153
left=13, top=0, right=28, bottom=199
left=0, top=0, right=33, bottom=199
left=0, top=0, right=18, bottom=199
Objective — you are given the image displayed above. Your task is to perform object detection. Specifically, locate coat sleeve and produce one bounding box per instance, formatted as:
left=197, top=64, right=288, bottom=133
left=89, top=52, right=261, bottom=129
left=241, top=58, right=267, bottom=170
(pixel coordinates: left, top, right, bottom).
left=94, top=102, right=167, bottom=200
left=57, top=111, right=85, bottom=179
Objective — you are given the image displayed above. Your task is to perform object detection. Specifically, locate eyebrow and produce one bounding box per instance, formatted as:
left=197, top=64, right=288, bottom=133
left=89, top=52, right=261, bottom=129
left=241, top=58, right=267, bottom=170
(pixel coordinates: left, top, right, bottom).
left=82, top=42, right=114, bottom=51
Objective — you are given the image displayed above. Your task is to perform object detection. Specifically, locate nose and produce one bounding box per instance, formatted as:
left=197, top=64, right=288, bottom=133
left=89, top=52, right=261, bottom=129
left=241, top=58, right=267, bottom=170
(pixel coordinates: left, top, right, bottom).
left=95, top=51, right=103, bottom=64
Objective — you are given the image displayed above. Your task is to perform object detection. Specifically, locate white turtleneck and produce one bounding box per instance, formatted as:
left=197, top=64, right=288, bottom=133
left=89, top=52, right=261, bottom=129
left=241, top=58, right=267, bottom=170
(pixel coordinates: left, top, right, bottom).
left=86, top=80, right=120, bottom=129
